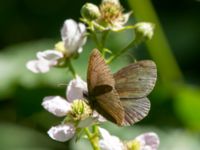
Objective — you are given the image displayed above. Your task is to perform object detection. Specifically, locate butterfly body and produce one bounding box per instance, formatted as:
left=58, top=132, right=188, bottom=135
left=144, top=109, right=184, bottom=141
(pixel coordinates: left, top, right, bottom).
left=87, top=49, right=157, bottom=126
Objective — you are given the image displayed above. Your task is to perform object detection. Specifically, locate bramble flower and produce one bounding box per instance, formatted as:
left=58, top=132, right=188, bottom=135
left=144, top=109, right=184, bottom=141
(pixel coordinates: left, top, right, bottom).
left=60, top=19, right=87, bottom=56
left=48, top=124, right=76, bottom=142
left=26, top=19, right=87, bottom=73
left=99, top=127, right=159, bottom=150
left=99, top=127, right=124, bottom=150
left=42, top=76, right=104, bottom=142
left=99, top=0, right=131, bottom=30
left=81, top=0, right=131, bottom=31
left=133, top=132, right=159, bottom=150
left=26, top=50, right=64, bottom=73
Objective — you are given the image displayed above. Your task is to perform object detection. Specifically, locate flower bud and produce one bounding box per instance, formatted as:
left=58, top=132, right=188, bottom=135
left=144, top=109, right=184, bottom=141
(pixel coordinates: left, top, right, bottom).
left=81, top=3, right=101, bottom=21
left=134, top=22, right=155, bottom=40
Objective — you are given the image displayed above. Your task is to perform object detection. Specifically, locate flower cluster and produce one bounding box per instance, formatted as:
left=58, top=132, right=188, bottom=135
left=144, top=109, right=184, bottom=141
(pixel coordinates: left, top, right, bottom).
left=26, top=0, right=158, bottom=149
left=42, top=76, right=104, bottom=142
left=81, top=0, right=132, bottom=31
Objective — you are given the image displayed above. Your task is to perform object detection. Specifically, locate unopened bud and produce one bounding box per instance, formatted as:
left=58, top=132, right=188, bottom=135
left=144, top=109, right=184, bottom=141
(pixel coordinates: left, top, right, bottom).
left=81, top=3, right=101, bottom=21
left=135, top=22, right=155, bottom=40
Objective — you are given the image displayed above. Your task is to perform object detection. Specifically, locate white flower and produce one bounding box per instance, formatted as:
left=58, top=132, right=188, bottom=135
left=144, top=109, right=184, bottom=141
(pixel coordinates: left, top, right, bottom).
left=42, top=76, right=86, bottom=116
left=47, top=124, right=75, bottom=142
left=42, top=96, right=71, bottom=117
left=26, top=50, right=63, bottom=73
left=98, top=0, right=132, bottom=31
left=66, top=76, right=87, bottom=102
left=61, top=19, right=87, bottom=55
left=99, top=127, right=124, bottom=150
left=99, top=128, right=160, bottom=150
left=42, top=76, right=107, bottom=142
left=135, top=132, right=159, bottom=150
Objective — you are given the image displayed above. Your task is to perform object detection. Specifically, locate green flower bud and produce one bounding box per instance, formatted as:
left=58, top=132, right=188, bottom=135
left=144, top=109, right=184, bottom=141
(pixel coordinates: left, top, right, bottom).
left=81, top=3, right=101, bottom=21
left=134, top=22, right=155, bottom=40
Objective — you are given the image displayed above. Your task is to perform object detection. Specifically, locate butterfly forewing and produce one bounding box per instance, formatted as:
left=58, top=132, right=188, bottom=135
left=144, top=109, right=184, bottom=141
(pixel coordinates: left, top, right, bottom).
left=87, top=49, right=124, bottom=125
left=114, top=60, right=157, bottom=98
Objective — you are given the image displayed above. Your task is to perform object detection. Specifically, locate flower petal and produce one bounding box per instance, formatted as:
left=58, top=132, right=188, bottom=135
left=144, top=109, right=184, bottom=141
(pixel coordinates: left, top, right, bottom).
left=135, top=132, right=159, bottom=150
left=47, top=124, right=75, bottom=142
left=61, top=19, right=78, bottom=42
left=37, top=50, right=63, bottom=65
left=42, top=96, right=71, bottom=117
left=61, top=19, right=87, bottom=55
left=26, top=59, right=50, bottom=73
left=99, top=127, right=124, bottom=150
left=66, top=76, right=87, bottom=102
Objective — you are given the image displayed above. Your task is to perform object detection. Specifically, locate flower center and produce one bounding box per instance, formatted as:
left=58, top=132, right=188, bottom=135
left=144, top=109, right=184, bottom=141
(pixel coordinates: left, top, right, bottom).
left=100, top=1, right=123, bottom=24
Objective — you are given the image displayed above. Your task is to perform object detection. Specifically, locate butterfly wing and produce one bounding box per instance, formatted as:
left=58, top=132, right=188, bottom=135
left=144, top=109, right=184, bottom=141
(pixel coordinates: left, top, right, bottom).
left=121, top=97, right=150, bottom=125
left=114, top=60, right=157, bottom=98
left=114, top=60, right=157, bottom=125
left=87, top=49, right=124, bottom=125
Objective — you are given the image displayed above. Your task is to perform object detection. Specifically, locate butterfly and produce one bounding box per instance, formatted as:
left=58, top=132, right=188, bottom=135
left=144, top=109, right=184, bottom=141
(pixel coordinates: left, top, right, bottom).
left=85, top=49, right=157, bottom=126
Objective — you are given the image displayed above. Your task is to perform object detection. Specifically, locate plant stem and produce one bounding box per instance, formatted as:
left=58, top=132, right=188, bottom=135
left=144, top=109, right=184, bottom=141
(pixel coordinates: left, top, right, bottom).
left=106, top=37, right=141, bottom=64
left=68, top=60, right=76, bottom=78
left=90, top=31, right=103, bottom=52
left=101, top=30, right=110, bottom=57
left=84, top=127, right=100, bottom=150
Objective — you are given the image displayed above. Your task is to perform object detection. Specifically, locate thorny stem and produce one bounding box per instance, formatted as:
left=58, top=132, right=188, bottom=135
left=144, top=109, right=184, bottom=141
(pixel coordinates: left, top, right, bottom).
left=84, top=127, right=100, bottom=150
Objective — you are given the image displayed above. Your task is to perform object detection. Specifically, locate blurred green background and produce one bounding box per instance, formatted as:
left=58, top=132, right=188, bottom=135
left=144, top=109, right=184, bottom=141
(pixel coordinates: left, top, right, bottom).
left=0, top=0, right=200, bottom=149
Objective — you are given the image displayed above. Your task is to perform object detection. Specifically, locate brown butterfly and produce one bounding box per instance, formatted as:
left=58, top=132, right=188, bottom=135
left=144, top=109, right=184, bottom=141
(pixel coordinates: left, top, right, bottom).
left=86, top=49, right=157, bottom=126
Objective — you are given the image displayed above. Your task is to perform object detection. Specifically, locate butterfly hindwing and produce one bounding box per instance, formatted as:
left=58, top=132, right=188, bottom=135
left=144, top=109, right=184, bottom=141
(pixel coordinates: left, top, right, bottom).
left=87, top=49, right=124, bottom=125
left=95, top=89, right=124, bottom=125
left=114, top=60, right=157, bottom=98
left=120, top=97, right=150, bottom=126
left=114, top=60, right=156, bottom=125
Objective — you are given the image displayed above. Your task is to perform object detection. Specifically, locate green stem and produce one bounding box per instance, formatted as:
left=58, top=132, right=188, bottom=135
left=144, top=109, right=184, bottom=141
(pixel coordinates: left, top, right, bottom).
left=68, top=60, right=76, bottom=78
left=90, top=31, right=103, bottom=52
left=84, top=127, right=100, bottom=150
left=101, top=30, right=110, bottom=57
left=106, top=36, right=141, bottom=64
